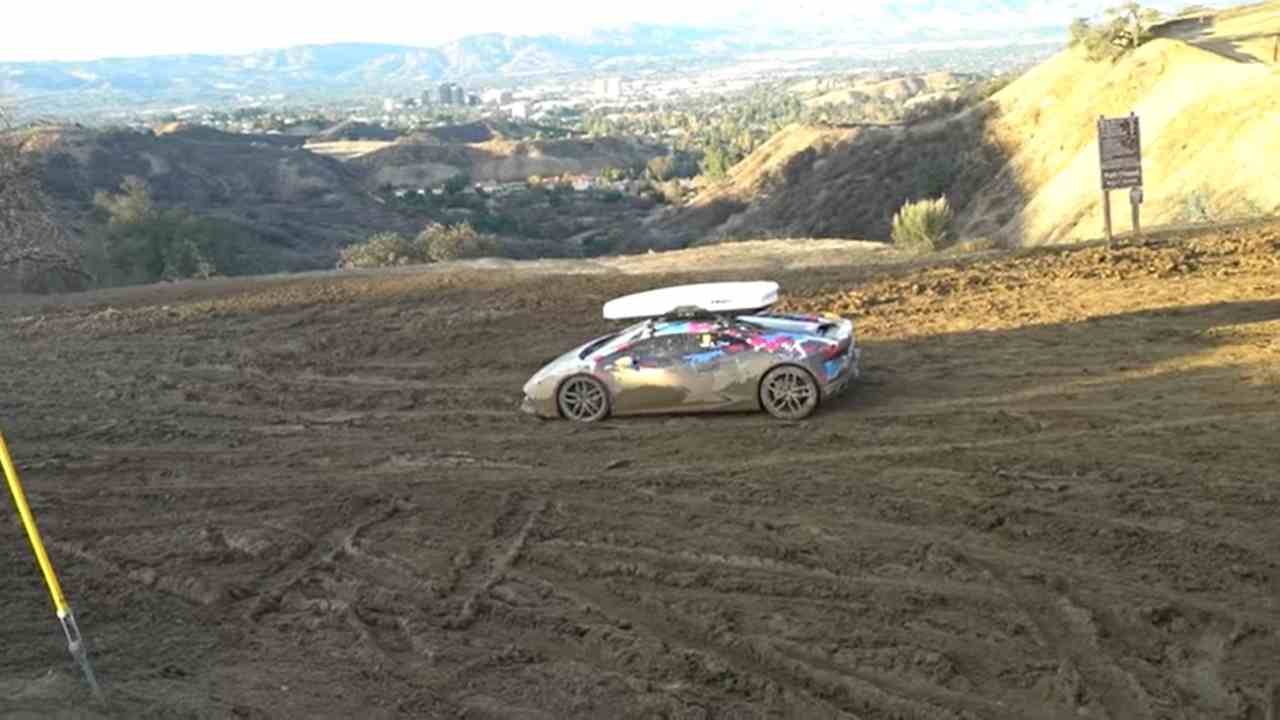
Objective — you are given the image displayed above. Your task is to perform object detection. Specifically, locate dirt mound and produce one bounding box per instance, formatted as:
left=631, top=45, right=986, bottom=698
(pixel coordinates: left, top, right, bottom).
left=2, top=222, right=1278, bottom=717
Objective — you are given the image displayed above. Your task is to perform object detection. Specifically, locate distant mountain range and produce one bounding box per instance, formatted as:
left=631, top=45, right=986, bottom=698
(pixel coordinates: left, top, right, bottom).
left=0, top=1, right=1227, bottom=113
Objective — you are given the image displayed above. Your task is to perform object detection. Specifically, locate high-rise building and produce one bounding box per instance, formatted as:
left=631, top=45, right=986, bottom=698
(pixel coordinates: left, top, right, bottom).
left=437, top=82, right=462, bottom=105
left=594, top=77, right=623, bottom=98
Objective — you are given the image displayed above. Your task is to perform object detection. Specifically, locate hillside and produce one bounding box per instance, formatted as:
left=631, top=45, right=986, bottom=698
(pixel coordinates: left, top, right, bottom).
left=804, top=71, right=971, bottom=107
left=672, top=1, right=1280, bottom=247
left=7, top=126, right=410, bottom=268
left=352, top=134, right=667, bottom=188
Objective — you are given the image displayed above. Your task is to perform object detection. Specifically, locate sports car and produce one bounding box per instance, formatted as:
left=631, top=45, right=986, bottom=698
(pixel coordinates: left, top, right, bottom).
left=520, top=281, right=860, bottom=421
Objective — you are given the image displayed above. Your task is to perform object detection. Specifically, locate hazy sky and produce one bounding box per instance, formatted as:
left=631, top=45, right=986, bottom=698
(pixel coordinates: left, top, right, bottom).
left=3, top=0, right=1230, bottom=62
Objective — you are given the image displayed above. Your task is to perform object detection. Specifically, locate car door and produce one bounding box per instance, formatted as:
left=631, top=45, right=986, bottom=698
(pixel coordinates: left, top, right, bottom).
left=700, top=329, right=758, bottom=409
left=604, top=331, right=705, bottom=414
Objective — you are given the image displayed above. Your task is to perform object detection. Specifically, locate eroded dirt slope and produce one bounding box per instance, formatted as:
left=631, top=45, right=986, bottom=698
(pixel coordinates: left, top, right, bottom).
left=2, top=226, right=1279, bottom=718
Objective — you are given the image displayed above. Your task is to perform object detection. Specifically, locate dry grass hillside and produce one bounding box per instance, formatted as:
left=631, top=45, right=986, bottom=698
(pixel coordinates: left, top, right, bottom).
left=676, top=1, right=1280, bottom=247
left=805, top=71, right=967, bottom=108
left=970, top=3, right=1280, bottom=245
left=664, top=109, right=1006, bottom=244
left=352, top=134, right=666, bottom=189
left=7, top=125, right=411, bottom=265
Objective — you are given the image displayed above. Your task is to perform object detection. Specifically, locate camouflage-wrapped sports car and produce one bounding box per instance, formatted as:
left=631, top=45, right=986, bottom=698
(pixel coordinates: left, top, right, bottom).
left=521, top=282, right=860, bottom=421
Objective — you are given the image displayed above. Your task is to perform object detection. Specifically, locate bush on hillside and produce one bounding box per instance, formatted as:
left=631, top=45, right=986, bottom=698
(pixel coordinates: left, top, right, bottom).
left=338, top=223, right=504, bottom=268
left=88, top=176, right=276, bottom=284
left=1070, top=3, right=1163, bottom=62
left=891, top=197, right=953, bottom=253
left=337, top=231, right=423, bottom=269
left=1178, top=188, right=1270, bottom=225
left=421, top=222, right=499, bottom=262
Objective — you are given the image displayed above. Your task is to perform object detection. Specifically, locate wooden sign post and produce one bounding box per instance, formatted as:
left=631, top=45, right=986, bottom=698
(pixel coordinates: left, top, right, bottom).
left=1098, top=113, right=1144, bottom=248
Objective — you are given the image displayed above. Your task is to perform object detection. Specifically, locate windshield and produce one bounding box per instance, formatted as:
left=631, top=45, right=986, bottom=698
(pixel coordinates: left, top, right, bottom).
left=578, top=333, right=621, bottom=359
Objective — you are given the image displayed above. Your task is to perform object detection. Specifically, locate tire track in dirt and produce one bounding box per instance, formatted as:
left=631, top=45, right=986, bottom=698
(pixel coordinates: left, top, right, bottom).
left=523, top=566, right=986, bottom=719
left=548, top=497, right=1280, bottom=630
left=445, top=497, right=546, bottom=630
left=245, top=496, right=410, bottom=620
left=980, top=563, right=1156, bottom=719
left=538, top=539, right=1005, bottom=605
left=49, top=540, right=228, bottom=606
left=605, top=410, right=1280, bottom=478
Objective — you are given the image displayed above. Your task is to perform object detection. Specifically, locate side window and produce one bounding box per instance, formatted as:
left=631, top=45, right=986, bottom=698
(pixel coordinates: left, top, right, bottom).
left=714, top=329, right=752, bottom=351
left=628, top=333, right=697, bottom=366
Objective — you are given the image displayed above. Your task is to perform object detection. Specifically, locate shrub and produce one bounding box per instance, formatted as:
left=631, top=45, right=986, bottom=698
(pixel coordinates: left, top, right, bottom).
left=421, top=222, right=498, bottom=262
left=1179, top=189, right=1216, bottom=224
left=658, top=180, right=684, bottom=205
left=891, top=197, right=953, bottom=253
left=338, top=232, right=422, bottom=269
left=647, top=155, right=676, bottom=182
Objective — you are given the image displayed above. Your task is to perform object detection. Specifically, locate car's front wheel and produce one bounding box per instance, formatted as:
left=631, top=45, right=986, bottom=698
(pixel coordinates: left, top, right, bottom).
left=557, top=375, right=611, bottom=422
left=760, top=365, right=819, bottom=420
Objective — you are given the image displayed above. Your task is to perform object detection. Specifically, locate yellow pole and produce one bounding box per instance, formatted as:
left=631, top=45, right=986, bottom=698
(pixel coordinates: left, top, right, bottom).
left=0, top=431, right=69, bottom=616
left=1, top=430, right=101, bottom=697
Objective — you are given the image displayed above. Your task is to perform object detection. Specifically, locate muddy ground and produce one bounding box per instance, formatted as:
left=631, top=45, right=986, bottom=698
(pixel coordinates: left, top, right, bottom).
left=2, top=227, right=1279, bottom=719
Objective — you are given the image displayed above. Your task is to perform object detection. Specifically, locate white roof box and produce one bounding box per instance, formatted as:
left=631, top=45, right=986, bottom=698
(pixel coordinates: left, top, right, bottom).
left=603, top=281, right=780, bottom=320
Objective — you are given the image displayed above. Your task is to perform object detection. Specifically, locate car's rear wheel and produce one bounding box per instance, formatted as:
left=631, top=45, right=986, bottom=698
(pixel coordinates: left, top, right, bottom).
left=760, top=365, right=819, bottom=420
left=557, top=375, right=611, bottom=422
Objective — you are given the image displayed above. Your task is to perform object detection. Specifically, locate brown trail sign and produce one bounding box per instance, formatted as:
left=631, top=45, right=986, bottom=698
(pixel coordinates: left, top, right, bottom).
left=1098, top=113, right=1144, bottom=246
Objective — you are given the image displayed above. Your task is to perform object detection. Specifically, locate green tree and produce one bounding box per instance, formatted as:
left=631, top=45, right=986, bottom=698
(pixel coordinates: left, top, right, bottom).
left=89, top=177, right=270, bottom=284
left=1106, top=1, right=1163, bottom=51
left=700, top=144, right=731, bottom=179
left=1069, top=3, right=1163, bottom=61
left=444, top=173, right=470, bottom=195
left=94, top=175, right=155, bottom=226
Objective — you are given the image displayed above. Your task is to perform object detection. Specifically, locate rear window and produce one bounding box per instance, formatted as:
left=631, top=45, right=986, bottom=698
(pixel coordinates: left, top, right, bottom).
left=578, top=333, right=621, bottom=359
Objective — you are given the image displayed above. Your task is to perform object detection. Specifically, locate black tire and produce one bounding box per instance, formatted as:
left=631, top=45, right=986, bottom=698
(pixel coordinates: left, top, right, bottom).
left=557, top=375, right=611, bottom=422
left=759, top=365, right=820, bottom=420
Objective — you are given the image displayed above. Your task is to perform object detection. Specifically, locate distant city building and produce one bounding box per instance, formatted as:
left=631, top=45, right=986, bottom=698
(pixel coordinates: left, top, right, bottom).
left=382, top=98, right=397, bottom=113
left=436, top=82, right=464, bottom=105
left=481, top=89, right=514, bottom=105
left=508, top=101, right=529, bottom=120
left=466, top=93, right=480, bottom=106
left=593, top=77, right=623, bottom=99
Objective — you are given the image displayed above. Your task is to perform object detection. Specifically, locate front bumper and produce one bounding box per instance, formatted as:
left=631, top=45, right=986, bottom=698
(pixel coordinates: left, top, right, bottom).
left=521, top=394, right=557, bottom=418
left=521, top=396, right=539, bottom=415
